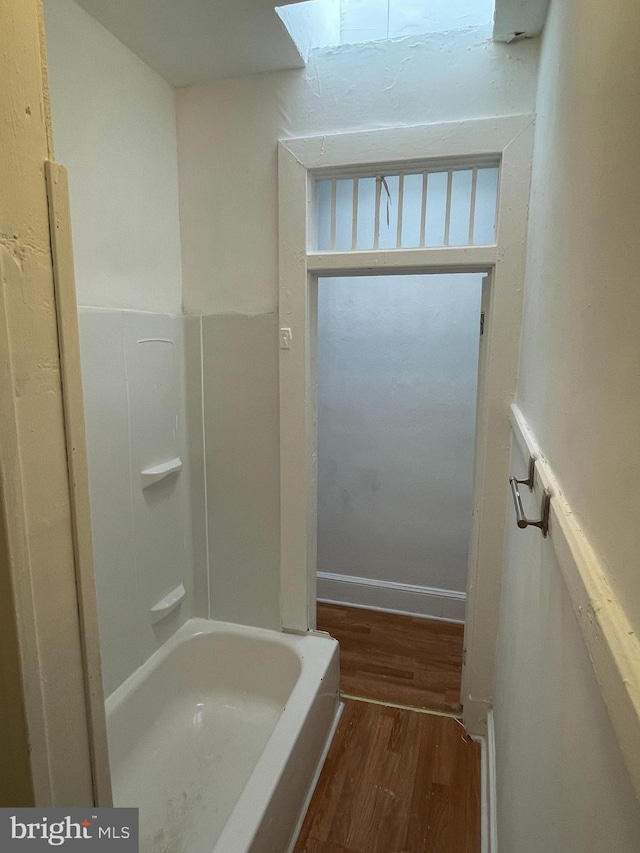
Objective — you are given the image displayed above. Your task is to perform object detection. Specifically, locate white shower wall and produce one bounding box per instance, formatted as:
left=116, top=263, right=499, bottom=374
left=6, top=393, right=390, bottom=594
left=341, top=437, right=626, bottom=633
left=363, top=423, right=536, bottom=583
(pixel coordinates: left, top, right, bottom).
left=78, top=309, right=201, bottom=696
left=45, top=0, right=204, bottom=696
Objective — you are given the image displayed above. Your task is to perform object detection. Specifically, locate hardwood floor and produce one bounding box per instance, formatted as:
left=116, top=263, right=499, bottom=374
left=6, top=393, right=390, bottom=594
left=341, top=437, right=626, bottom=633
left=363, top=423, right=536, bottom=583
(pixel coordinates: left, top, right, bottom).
left=294, top=699, right=480, bottom=853
left=317, top=603, right=464, bottom=714
left=293, top=604, right=480, bottom=853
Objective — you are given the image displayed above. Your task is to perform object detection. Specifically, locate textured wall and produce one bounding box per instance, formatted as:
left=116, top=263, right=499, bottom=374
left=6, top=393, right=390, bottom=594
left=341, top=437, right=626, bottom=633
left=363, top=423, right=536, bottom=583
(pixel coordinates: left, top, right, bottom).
left=178, top=33, right=539, bottom=315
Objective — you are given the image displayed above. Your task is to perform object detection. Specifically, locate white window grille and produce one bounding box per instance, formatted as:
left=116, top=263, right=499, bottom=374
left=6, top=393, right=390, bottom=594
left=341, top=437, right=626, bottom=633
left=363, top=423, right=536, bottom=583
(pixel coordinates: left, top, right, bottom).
left=315, top=164, right=499, bottom=252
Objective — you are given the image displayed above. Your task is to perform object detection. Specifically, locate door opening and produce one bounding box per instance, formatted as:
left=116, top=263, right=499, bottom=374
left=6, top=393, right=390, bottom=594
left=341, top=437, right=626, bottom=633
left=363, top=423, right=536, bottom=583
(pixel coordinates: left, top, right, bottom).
left=316, top=272, right=485, bottom=624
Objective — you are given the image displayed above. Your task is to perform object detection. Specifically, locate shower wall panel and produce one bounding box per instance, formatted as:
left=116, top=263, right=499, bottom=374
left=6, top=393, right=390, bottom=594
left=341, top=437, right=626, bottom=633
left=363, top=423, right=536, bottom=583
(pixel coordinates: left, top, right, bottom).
left=78, top=308, right=200, bottom=695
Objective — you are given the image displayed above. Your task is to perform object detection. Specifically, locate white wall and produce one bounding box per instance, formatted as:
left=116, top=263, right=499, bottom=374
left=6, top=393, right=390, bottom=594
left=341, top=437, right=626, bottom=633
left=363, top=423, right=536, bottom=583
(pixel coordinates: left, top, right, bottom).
left=494, top=0, right=640, bottom=846
left=495, top=445, right=640, bottom=852
left=317, top=274, right=481, bottom=615
left=514, top=0, right=640, bottom=634
left=44, top=0, right=182, bottom=313
left=277, top=0, right=341, bottom=60
left=178, top=33, right=539, bottom=316
left=202, top=314, right=281, bottom=629
left=177, top=33, right=539, bottom=628
left=44, top=0, right=201, bottom=694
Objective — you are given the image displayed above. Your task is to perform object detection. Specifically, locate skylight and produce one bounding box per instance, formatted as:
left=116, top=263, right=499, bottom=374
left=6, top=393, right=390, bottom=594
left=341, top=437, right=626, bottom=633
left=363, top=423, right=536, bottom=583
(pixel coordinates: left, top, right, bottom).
left=277, top=0, right=495, bottom=59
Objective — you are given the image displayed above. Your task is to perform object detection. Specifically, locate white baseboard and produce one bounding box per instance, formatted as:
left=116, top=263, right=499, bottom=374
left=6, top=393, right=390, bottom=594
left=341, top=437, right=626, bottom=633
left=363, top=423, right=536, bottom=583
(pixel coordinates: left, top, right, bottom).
left=317, top=571, right=466, bottom=623
left=485, top=709, right=498, bottom=853
left=473, top=710, right=497, bottom=853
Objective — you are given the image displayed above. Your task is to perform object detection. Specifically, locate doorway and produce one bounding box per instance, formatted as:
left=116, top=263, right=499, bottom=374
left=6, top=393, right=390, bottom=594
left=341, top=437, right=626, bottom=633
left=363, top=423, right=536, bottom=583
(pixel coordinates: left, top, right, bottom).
left=278, top=117, right=535, bottom=735
left=316, top=272, right=484, bottom=621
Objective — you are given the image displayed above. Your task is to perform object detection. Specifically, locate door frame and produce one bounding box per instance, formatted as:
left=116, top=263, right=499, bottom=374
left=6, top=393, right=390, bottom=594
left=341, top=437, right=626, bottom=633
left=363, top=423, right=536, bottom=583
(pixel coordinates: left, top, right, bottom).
left=278, top=115, right=535, bottom=736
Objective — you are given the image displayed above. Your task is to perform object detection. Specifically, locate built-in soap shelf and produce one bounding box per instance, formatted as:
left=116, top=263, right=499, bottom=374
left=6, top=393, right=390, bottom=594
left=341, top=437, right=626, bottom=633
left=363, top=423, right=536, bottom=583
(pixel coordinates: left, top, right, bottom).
left=150, top=583, right=185, bottom=624
left=141, top=457, right=182, bottom=489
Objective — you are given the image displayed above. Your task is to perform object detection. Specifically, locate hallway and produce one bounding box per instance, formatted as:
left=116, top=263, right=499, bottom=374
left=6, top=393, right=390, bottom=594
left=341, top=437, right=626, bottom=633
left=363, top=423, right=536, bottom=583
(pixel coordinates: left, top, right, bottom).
left=294, top=606, right=480, bottom=852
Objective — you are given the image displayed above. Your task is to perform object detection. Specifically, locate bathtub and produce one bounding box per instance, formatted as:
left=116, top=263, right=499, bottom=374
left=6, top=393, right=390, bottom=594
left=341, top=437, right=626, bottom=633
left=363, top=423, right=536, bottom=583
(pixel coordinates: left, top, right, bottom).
left=105, top=618, right=340, bottom=853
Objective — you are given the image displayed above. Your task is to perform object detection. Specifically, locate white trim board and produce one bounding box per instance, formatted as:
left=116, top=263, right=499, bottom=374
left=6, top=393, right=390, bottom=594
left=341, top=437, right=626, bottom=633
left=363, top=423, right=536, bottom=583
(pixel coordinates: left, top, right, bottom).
left=317, top=572, right=466, bottom=622
left=510, top=403, right=640, bottom=802
left=486, top=710, right=498, bottom=853
left=473, top=709, right=497, bottom=853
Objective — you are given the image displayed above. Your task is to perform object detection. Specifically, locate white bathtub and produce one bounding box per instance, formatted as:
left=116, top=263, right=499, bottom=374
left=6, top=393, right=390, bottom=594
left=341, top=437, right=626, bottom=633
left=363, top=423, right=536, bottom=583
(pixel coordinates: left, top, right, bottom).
left=105, top=618, right=340, bottom=853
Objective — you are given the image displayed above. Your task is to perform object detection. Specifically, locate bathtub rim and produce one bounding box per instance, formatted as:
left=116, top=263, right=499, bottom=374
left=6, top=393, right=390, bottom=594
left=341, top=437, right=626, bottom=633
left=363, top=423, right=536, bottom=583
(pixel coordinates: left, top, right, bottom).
left=105, top=616, right=327, bottom=711
left=104, top=617, right=341, bottom=853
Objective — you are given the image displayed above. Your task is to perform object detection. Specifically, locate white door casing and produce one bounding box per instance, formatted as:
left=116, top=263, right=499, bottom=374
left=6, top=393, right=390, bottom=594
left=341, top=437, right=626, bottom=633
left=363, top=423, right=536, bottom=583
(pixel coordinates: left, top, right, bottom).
left=278, top=115, right=535, bottom=736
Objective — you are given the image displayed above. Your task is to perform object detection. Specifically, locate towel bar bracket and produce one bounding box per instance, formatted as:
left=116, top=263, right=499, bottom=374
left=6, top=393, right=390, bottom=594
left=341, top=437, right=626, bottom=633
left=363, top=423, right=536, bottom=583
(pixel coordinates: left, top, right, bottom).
left=512, top=454, right=536, bottom=492
left=509, top=466, right=551, bottom=537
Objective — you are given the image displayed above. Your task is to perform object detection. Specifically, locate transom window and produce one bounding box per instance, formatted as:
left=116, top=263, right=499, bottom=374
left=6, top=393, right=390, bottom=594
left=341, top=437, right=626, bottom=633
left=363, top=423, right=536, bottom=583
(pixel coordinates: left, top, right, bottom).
left=315, top=163, right=499, bottom=252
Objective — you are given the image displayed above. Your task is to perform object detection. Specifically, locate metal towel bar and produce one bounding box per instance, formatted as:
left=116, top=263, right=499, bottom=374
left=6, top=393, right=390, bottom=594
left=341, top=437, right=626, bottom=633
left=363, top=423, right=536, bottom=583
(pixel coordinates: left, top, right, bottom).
left=509, top=457, right=551, bottom=537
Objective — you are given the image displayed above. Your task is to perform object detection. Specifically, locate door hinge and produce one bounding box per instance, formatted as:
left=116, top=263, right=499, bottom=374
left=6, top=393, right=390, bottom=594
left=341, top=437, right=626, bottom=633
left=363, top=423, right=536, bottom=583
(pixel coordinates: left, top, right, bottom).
left=480, top=312, right=485, bottom=336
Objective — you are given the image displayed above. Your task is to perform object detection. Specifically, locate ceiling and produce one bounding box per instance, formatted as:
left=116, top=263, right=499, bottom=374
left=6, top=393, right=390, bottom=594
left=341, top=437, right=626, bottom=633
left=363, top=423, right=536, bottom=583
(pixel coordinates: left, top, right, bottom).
left=74, top=0, right=550, bottom=88
left=74, top=0, right=308, bottom=87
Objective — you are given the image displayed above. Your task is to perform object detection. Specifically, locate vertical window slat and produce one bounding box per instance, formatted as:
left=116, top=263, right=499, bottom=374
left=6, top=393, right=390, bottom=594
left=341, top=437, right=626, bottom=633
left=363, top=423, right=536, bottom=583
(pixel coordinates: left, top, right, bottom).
left=396, top=174, right=405, bottom=248
left=351, top=177, right=359, bottom=251
left=420, top=171, right=428, bottom=248
left=468, top=168, right=478, bottom=245
left=443, top=170, right=453, bottom=247
left=330, top=179, right=337, bottom=251
left=373, top=176, right=382, bottom=250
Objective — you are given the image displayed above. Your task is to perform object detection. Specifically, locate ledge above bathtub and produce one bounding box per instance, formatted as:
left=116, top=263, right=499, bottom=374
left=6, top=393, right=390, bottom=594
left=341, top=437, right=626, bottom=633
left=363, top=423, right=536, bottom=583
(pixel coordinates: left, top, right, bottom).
left=150, top=584, right=186, bottom=623
left=141, top=457, right=182, bottom=489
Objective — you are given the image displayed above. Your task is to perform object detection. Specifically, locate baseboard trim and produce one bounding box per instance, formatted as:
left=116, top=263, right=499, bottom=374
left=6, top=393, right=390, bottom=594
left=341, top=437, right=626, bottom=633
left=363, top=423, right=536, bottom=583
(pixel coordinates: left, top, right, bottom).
left=474, top=709, right=497, bottom=853
left=486, top=710, right=498, bottom=853
left=317, top=571, right=466, bottom=622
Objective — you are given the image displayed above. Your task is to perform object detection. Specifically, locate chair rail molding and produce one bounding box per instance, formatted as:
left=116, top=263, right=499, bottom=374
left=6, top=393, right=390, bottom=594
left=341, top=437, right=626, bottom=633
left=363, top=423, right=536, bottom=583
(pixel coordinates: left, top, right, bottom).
left=510, top=403, right=640, bottom=800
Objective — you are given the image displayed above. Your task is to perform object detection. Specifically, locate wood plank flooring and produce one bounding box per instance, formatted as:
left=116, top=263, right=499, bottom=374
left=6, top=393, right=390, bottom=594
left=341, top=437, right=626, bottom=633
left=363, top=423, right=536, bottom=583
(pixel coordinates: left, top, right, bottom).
left=317, top=603, right=464, bottom=714
left=293, top=605, right=480, bottom=853
left=294, top=700, right=480, bottom=853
